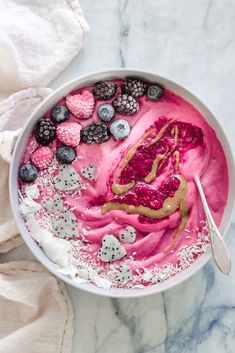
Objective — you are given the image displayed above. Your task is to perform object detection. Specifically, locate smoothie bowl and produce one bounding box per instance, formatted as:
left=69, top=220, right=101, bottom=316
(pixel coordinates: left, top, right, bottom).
left=9, top=69, right=235, bottom=298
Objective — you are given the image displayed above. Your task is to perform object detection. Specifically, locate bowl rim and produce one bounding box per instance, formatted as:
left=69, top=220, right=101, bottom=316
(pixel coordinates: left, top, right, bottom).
left=9, top=68, right=235, bottom=298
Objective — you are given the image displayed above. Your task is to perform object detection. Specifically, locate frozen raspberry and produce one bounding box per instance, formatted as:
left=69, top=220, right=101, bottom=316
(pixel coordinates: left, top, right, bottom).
left=66, top=91, right=95, bottom=119
left=31, top=146, right=54, bottom=170
left=56, top=121, right=82, bottom=147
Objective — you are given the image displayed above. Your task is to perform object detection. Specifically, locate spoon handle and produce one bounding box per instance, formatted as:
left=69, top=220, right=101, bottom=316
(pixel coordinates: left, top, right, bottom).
left=195, top=176, right=231, bottom=275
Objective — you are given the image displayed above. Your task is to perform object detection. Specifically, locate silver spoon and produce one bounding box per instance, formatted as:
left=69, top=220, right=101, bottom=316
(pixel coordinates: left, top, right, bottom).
left=195, top=176, right=231, bottom=275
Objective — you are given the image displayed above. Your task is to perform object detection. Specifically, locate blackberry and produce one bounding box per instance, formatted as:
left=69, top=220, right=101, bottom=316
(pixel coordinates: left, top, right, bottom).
left=122, top=78, right=146, bottom=97
left=80, top=122, right=110, bottom=144
left=112, top=94, right=139, bottom=115
left=93, top=81, right=117, bottom=100
left=35, top=119, right=56, bottom=145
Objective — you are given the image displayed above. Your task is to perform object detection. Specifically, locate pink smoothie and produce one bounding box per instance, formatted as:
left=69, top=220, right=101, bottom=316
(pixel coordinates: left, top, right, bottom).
left=18, top=79, right=229, bottom=288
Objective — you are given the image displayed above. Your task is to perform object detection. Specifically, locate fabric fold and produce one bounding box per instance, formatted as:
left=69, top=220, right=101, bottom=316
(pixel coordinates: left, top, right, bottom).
left=0, top=0, right=89, bottom=101
left=0, top=261, right=74, bottom=353
left=0, top=87, right=52, bottom=253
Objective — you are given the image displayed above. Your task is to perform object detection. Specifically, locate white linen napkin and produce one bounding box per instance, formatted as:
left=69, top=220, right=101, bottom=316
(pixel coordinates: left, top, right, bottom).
left=0, top=0, right=89, bottom=101
left=0, top=261, right=74, bottom=353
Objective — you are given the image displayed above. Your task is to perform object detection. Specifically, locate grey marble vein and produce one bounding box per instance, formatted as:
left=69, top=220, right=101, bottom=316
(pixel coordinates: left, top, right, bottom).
left=2, top=0, right=235, bottom=352
left=118, top=0, right=129, bottom=67
left=203, top=0, right=213, bottom=29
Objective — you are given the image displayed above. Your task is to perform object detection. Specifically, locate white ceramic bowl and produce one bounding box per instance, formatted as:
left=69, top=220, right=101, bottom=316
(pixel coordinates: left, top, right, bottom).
left=9, top=69, right=235, bottom=298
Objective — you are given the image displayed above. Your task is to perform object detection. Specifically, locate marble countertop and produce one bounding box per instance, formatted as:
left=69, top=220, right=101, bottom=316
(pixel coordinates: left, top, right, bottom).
left=2, top=0, right=235, bottom=352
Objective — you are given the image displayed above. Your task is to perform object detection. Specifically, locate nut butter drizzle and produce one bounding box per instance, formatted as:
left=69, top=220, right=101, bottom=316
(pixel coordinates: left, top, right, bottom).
left=102, top=175, right=187, bottom=217
left=144, top=154, right=166, bottom=183
left=172, top=126, right=180, bottom=173
left=104, top=119, right=189, bottom=252
left=173, top=151, right=180, bottom=172
left=163, top=199, right=188, bottom=252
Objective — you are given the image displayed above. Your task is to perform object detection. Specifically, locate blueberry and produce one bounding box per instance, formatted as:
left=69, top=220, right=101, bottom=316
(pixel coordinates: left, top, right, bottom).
left=110, top=119, right=131, bottom=141
left=51, top=105, right=69, bottom=123
left=147, top=84, right=163, bottom=101
left=97, top=104, right=115, bottom=122
left=19, top=163, right=38, bottom=183
left=56, top=146, right=76, bottom=164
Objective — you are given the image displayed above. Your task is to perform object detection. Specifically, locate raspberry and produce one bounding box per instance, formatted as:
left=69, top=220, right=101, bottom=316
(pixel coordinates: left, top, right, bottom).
left=66, top=91, right=95, bottom=119
left=56, top=121, right=82, bottom=147
left=112, top=94, right=139, bottom=115
left=31, top=146, right=54, bottom=170
left=122, top=78, right=146, bottom=97
left=93, top=81, right=117, bottom=100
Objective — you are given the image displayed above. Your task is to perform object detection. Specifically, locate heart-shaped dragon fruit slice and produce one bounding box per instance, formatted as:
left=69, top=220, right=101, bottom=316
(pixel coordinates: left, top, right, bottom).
left=115, top=264, right=132, bottom=282
left=99, top=234, right=126, bottom=262
left=119, top=226, right=136, bottom=244
left=54, top=165, right=82, bottom=191
left=45, top=196, right=63, bottom=213
left=52, top=209, right=78, bottom=239
left=81, top=163, right=97, bottom=181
